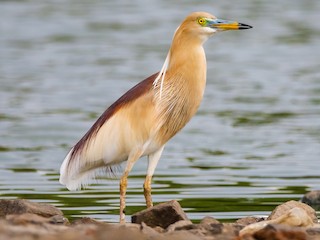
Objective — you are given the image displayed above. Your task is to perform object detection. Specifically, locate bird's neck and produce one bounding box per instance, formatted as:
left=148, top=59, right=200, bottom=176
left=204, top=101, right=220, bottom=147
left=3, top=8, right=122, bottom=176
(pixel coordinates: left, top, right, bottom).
left=167, top=37, right=207, bottom=97
left=153, top=37, right=207, bottom=144
left=168, top=37, right=207, bottom=77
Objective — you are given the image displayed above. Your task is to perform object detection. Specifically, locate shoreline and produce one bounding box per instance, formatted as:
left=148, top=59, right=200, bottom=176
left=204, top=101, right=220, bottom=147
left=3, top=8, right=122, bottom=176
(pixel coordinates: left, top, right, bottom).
left=0, top=191, right=319, bottom=240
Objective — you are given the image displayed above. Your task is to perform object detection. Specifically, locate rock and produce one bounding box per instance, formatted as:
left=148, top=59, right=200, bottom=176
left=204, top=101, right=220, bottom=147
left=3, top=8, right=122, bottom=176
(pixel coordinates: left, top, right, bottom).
left=272, top=207, right=316, bottom=227
left=202, top=223, right=243, bottom=240
left=71, top=217, right=105, bottom=226
left=187, top=223, right=242, bottom=239
left=204, top=223, right=224, bottom=234
left=193, top=216, right=222, bottom=237
left=47, top=224, right=99, bottom=240
left=166, top=220, right=194, bottom=232
left=199, top=216, right=220, bottom=225
left=153, top=226, right=165, bottom=233
left=6, top=213, right=68, bottom=225
left=49, top=215, right=69, bottom=225
left=140, top=222, right=163, bottom=238
left=43, top=223, right=145, bottom=240
left=131, top=200, right=189, bottom=229
left=302, top=190, right=320, bottom=209
left=2, top=198, right=320, bottom=240
left=236, top=216, right=266, bottom=226
left=164, top=230, right=203, bottom=240
left=253, top=224, right=307, bottom=240
left=306, top=227, right=320, bottom=238
left=0, top=199, right=63, bottom=218
left=0, top=217, right=69, bottom=239
left=119, top=222, right=141, bottom=231
left=267, top=200, right=318, bottom=223
left=240, top=207, right=318, bottom=237
left=106, top=224, right=147, bottom=240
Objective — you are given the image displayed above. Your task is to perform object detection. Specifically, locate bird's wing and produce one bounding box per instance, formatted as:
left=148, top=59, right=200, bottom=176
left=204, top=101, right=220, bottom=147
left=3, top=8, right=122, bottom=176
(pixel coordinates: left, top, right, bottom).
left=60, top=72, right=159, bottom=190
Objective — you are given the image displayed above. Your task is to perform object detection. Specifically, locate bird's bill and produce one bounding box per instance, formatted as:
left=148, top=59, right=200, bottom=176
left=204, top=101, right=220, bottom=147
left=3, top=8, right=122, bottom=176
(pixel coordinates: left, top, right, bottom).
left=209, top=19, right=252, bottom=30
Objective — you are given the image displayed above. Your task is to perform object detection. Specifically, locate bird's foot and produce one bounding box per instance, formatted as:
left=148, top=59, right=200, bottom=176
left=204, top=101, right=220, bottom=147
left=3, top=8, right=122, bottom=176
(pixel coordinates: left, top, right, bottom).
left=146, top=200, right=153, bottom=208
left=120, top=212, right=126, bottom=224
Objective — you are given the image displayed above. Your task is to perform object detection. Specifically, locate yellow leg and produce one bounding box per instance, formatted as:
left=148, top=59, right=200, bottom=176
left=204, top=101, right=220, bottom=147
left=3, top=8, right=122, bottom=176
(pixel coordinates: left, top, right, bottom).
left=119, top=149, right=143, bottom=223
left=143, top=175, right=153, bottom=208
left=119, top=172, right=128, bottom=223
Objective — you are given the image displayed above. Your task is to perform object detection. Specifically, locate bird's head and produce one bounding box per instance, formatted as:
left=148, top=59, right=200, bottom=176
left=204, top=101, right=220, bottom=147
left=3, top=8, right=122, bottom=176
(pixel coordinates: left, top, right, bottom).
left=177, top=12, right=252, bottom=44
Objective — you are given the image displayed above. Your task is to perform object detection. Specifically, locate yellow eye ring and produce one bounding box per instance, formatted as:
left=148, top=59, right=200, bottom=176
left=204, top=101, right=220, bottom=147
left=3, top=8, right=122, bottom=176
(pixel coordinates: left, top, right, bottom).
left=198, top=18, right=206, bottom=26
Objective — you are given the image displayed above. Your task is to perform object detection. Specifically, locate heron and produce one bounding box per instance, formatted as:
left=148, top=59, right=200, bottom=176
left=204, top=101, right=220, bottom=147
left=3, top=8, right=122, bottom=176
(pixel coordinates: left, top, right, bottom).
left=59, top=11, right=252, bottom=223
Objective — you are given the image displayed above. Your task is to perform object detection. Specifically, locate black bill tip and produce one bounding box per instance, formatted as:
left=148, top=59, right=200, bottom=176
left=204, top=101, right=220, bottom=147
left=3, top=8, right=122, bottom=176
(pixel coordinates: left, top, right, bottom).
left=238, top=23, right=253, bottom=30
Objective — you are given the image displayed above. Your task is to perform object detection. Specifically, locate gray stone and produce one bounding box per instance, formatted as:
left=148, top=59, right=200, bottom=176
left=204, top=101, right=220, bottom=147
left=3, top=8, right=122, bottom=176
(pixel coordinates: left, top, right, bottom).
left=0, top=199, right=63, bottom=218
left=131, top=200, right=189, bottom=229
left=302, top=190, right=320, bottom=209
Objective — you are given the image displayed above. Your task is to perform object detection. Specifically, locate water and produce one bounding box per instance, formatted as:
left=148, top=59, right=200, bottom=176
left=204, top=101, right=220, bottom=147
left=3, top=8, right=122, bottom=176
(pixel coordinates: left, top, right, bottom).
left=1, top=0, right=320, bottom=222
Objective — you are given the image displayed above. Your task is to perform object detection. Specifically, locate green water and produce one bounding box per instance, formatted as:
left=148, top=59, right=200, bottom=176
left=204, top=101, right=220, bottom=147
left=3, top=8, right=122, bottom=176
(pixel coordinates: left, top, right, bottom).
left=1, top=0, right=320, bottom=222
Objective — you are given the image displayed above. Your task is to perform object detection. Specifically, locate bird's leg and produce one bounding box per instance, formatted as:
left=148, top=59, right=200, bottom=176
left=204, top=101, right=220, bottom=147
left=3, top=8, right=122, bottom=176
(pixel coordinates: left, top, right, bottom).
left=119, top=149, right=143, bottom=223
left=119, top=172, right=128, bottom=223
left=144, top=146, right=164, bottom=208
left=143, top=175, right=153, bottom=208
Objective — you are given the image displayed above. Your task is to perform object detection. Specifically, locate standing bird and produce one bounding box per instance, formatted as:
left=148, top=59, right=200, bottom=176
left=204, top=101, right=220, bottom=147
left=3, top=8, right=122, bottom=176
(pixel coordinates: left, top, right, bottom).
left=60, top=12, right=252, bottom=223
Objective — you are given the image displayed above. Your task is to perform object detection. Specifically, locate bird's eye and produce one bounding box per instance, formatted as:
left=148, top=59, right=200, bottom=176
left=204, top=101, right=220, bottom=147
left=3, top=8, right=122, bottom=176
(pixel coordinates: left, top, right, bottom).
left=197, top=18, right=206, bottom=26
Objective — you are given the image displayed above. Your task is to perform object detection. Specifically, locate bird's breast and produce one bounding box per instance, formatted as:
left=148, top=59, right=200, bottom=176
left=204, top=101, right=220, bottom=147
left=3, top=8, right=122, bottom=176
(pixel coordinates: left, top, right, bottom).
left=154, top=70, right=206, bottom=145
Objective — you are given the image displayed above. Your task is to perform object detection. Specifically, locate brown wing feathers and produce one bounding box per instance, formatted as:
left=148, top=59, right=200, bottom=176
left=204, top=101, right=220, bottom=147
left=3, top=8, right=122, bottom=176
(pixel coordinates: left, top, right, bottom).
left=68, top=72, right=159, bottom=164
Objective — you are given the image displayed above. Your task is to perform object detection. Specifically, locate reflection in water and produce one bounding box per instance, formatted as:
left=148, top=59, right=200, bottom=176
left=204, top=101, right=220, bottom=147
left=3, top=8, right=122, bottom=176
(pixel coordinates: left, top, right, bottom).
left=1, top=0, right=320, bottom=222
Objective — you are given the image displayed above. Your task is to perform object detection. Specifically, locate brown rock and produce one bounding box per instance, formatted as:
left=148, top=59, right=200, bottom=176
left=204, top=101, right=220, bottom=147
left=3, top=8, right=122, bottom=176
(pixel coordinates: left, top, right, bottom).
left=46, top=224, right=100, bottom=240
left=103, top=224, right=147, bottom=240
left=236, top=216, right=266, bottom=226
left=199, top=216, right=220, bottom=225
left=131, top=200, right=189, bottom=229
left=164, top=230, right=203, bottom=240
left=0, top=217, right=69, bottom=240
left=166, top=220, right=194, bottom=232
left=195, top=223, right=243, bottom=240
left=193, top=216, right=222, bottom=237
left=306, top=227, right=320, bottom=238
left=0, top=199, right=63, bottom=218
left=6, top=213, right=68, bottom=225
left=221, top=223, right=243, bottom=238
left=267, top=200, right=318, bottom=223
left=205, top=223, right=224, bottom=234
left=71, top=217, right=106, bottom=226
left=140, top=222, right=163, bottom=238
left=253, top=224, right=307, bottom=240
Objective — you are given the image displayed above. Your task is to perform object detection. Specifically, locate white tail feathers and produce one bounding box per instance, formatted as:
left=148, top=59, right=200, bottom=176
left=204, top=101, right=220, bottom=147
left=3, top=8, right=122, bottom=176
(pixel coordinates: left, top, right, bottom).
left=60, top=147, right=120, bottom=191
left=60, top=149, right=80, bottom=190
left=59, top=149, right=98, bottom=191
